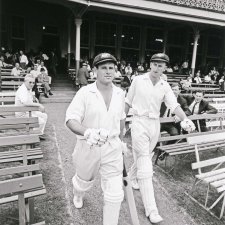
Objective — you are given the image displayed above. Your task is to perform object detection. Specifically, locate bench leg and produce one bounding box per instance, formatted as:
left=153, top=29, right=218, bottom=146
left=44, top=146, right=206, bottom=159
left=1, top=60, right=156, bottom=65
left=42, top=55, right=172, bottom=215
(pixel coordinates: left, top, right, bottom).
left=209, top=192, right=225, bottom=210
left=220, top=194, right=225, bottom=219
left=205, top=184, right=210, bottom=207
left=154, top=149, right=161, bottom=165
left=18, top=194, right=26, bottom=225
left=25, top=198, right=35, bottom=223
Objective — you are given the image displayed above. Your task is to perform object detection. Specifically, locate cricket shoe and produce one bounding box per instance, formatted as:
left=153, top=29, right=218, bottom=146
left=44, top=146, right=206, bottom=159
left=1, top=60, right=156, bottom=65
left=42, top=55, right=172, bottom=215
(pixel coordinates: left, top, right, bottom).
left=73, top=189, right=83, bottom=209
left=149, top=210, right=163, bottom=224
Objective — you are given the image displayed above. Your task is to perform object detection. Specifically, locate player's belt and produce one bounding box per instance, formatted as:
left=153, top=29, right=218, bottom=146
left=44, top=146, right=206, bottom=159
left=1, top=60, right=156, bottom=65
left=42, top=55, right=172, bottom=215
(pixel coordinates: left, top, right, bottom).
left=133, top=111, right=159, bottom=119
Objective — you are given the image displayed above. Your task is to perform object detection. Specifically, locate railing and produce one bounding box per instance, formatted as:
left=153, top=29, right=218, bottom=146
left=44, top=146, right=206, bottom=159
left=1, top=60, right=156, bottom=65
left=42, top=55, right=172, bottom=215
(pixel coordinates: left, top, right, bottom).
left=154, top=0, right=225, bottom=13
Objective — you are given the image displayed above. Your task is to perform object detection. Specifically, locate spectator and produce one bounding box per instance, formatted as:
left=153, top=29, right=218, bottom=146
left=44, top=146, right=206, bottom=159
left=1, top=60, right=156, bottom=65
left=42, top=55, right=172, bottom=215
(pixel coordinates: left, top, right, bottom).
left=11, top=63, right=23, bottom=76
left=37, top=60, right=48, bottom=74
left=30, top=64, right=40, bottom=78
left=125, top=63, right=133, bottom=75
left=49, top=51, right=58, bottom=77
left=114, top=65, right=122, bottom=78
left=173, top=63, right=179, bottom=72
left=181, top=59, right=189, bottom=74
left=77, top=62, right=89, bottom=87
left=37, top=68, right=53, bottom=98
left=15, top=74, right=48, bottom=140
left=209, top=67, right=220, bottom=84
left=19, top=50, right=29, bottom=69
left=186, top=91, right=217, bottom=132
left=166, top=66, right=173, bottom=73
left=219, top=76, right=225, bottom=91
left=0, top=55, right=12, bottom=68
left=137, top=63, right=144, bottom=72
left=194, top=70, right=202, bottom=84
left=160, top=83, right=191, bottom=141
left=204, top=74, right=212, bottom=83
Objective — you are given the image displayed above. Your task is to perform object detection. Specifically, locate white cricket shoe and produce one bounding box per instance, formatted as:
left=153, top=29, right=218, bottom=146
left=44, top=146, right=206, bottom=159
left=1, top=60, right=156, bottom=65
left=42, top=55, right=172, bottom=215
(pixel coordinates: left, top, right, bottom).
left=149, top=211, right=163, bottom=224
left=73, top=195, right=83, bottom=209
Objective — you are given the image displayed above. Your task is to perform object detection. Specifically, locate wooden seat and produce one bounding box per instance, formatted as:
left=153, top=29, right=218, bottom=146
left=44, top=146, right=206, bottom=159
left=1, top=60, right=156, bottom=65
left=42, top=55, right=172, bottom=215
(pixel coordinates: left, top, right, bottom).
left=189, top=132, right=225, bottom=219
left=0, top=164, right=46, bottom=225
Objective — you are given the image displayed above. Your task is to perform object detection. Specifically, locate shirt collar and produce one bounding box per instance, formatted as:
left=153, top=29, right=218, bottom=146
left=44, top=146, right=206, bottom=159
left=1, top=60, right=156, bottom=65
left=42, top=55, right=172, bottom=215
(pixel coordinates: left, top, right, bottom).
left=89, top=81, right=120, bottom=94
left=142, top=73, right=165, bottom=85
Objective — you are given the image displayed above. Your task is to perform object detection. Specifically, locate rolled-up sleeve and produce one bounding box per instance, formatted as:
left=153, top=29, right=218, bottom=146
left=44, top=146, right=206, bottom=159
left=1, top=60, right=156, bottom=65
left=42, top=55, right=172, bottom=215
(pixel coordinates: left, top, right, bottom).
left=65, top=88, right=86, bottom=124
left=125, top=77, right=137, bottom=107
left=164, top=85, right=180, bottom=113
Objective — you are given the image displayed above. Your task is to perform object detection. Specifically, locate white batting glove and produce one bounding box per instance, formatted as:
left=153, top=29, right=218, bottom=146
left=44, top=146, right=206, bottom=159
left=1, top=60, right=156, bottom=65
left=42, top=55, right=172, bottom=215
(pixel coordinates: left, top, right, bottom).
left=180, top=118, right=196, bottom=132
left=84, top=128, right=101, bottom=146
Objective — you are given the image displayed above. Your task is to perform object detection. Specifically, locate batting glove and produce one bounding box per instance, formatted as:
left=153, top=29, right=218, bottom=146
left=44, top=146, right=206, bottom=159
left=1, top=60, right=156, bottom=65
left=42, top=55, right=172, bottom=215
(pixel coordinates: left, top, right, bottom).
left=180, top=118, right=196, bottom=132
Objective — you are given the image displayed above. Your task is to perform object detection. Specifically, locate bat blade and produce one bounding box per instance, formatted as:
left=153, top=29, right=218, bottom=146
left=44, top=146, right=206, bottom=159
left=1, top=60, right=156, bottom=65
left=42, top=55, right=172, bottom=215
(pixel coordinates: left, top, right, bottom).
left=123, top=163, right=140, bottom=225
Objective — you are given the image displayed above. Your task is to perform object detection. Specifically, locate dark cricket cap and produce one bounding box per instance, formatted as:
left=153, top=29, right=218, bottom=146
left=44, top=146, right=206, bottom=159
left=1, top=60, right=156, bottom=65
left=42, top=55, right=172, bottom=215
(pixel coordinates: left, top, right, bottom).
left=150, top=53, right=169, bottom=64
left=93, top=53, right=117, bottom=67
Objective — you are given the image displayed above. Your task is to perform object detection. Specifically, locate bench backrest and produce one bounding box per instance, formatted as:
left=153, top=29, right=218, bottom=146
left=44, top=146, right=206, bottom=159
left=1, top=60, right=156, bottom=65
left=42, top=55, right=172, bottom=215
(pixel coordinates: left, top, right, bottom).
left=0, top=105, right=39, bottom=116
left=0, top=134, right=40, bottom=147
left=0, top=117, right=39, bottom=131
left=0, top=96, right=15, bottom=105
left=0, top=174, right=43, bottom=196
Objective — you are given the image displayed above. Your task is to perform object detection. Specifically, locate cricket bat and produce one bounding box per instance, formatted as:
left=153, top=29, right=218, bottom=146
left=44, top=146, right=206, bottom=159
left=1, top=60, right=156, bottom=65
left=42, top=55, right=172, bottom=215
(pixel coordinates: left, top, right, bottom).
left=123, top=161, right=140, bottom=225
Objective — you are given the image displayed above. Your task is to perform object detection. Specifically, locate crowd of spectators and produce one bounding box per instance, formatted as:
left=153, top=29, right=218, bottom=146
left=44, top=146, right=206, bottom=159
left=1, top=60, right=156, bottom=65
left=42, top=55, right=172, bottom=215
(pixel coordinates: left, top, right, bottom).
left=0, top=47, right=57, bottom=98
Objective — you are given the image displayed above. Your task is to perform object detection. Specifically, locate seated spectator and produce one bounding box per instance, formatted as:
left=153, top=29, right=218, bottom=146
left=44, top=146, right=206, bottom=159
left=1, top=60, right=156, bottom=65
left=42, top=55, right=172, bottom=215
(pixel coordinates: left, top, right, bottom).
left=209, top=67, right=220, bottom=84
left=173, top=63, right=179, bottom=72
left=37, top=68, right=53, bottom=98
left=160, top=83, right=191, bottom=141
left=166, top=66, right=173, bottom=73
left=194, top=71, right=202, bottom=84
left=11, top=63, right=23, bottom=76
left=219, top=75, right=225, bottom=91
left=0, top=55, right=12, bottom=68
left=137, top=63, right=144, bottom=72
left=181, top=59, right=189, bottom=74
left=125, top=63, right=133, bottom=75
left=114, top=65, right=122, bottom=78
left=15, top=74, right=48, bottom=140
left=19, top=50, right=29, bottom=69
left=37, top=60, right=48, bottom=74
left=180, top=77, right=192, bottom=92
left=204, top=74, right=211, bottom=83
left=186, top=91, right=217, bottom=132
left=30, top=64, right=40, bottom=78
left=160, top=73, right=168, bottom=82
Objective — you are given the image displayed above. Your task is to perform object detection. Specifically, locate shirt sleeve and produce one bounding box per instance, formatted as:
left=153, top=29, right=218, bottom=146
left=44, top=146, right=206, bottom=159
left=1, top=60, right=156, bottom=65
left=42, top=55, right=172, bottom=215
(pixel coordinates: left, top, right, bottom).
left=125, top=77, right=137, bottom=107
left=65, top=88, right=86, bottom=124
left=164, top=84, right=180, bottom=113
left=120, top=91, right=126, bottom=120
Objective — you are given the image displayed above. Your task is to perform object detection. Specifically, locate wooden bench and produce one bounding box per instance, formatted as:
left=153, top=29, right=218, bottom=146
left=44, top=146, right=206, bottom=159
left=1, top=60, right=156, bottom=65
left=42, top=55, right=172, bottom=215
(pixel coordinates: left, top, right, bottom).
left=211, top=103, right=225, bottom=113
left=1, top=81, right=23, bottom=90
left=0, top=164, right=46, bottom=224
left=155, top=113, right=225, bottom=169
left=0, top=105, right=39, bottom=118
left=189, top=132, right=225, bottom=219
left=0, top=134, right=43, bottom=165
left=212, top=98, right=225, bottom=104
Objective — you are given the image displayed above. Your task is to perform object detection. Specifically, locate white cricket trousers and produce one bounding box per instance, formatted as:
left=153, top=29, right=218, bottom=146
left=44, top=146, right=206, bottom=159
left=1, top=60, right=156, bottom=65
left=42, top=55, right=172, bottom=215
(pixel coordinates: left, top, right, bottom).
left=72, top=138, right=124, bottom=225
left=32, top=111, right=48, bottom=135
left=130, top=116, right=160, bottom=217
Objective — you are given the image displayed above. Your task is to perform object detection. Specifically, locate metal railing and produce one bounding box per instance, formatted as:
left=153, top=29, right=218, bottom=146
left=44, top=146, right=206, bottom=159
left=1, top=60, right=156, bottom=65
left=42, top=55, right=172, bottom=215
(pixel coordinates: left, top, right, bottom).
left=153, top=0, right=225, bottom=13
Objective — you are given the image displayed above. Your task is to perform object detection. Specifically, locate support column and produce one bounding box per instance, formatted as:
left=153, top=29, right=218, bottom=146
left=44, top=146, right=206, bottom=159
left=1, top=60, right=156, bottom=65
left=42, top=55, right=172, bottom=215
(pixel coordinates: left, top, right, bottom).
left=191, top=29, right=200, bottom=76
left=89, top=14, right=95, bottom=59
left=139, top=24, right=146, bottom=63
left=116, top=22, right=122, bottom=60
left=67, top=18, right=71, bottom=68
left=75, top=18, right=82, bottom=73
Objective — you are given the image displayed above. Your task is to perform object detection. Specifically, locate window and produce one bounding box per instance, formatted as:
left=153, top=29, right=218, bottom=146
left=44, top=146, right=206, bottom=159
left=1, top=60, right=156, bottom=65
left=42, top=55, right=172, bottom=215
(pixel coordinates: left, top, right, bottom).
left=95, top=22, right=116, bottom=46
left=12, top=16, right=24, bottom=38
left=121, top=25, right=140, bottom=49
left=146, top=28, right=163, bottom=51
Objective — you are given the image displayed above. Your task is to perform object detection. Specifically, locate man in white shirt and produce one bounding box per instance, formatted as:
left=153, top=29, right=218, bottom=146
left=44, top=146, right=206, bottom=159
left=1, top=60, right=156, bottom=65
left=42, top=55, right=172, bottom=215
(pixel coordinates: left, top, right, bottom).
left=37, top=61, right=48, bottom=74
left=11, top=63, right=22, bottom=76
left=15, top=74, right=48, bottom=140
left=125, top=63, right=133, bottom=75
left=125, top=53, right=195, bottom=224
left=194, top=71, right=202, bottom=84
left=30, top=64, right=40, bottom=78
left=0, top=55, right=12, bottom=68
left=19, top=50, right=28, bottom=69
left=66, top=53, right=126, bottom=225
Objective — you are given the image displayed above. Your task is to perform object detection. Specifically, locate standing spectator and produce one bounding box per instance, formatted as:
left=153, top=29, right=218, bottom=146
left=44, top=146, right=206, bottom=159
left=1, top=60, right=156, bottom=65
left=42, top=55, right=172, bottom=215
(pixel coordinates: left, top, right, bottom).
left=11, top=63, right=22, bottom=76
left=49, top=51, right=58, bottom=78
left=37, top=61, right=48, bottom=74
left=219, top=76, right=225, bottom=91
left=19, top=50, right=29, bottom=69
left=15, top=74, right=48, bottom=140
left=125, top=63, right=133, bottom=75
left=66, top=53, right=125, bottom=225
left=77, top=63, right=89, bottom=87
left=125, top=53, right=195, bottom=223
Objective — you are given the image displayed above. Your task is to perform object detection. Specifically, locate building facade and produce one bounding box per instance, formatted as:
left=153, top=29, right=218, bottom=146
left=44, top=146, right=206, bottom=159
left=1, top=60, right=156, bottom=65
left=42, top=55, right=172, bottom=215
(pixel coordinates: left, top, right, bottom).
left=1, top=0, right=225, bottom=73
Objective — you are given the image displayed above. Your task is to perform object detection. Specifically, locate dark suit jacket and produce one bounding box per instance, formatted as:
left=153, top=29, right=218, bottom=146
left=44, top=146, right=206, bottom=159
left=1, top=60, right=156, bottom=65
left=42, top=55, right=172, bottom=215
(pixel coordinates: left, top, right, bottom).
left=186, top=96, right=218, bottom=131
left=160, top=95, right=191, bottom=117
